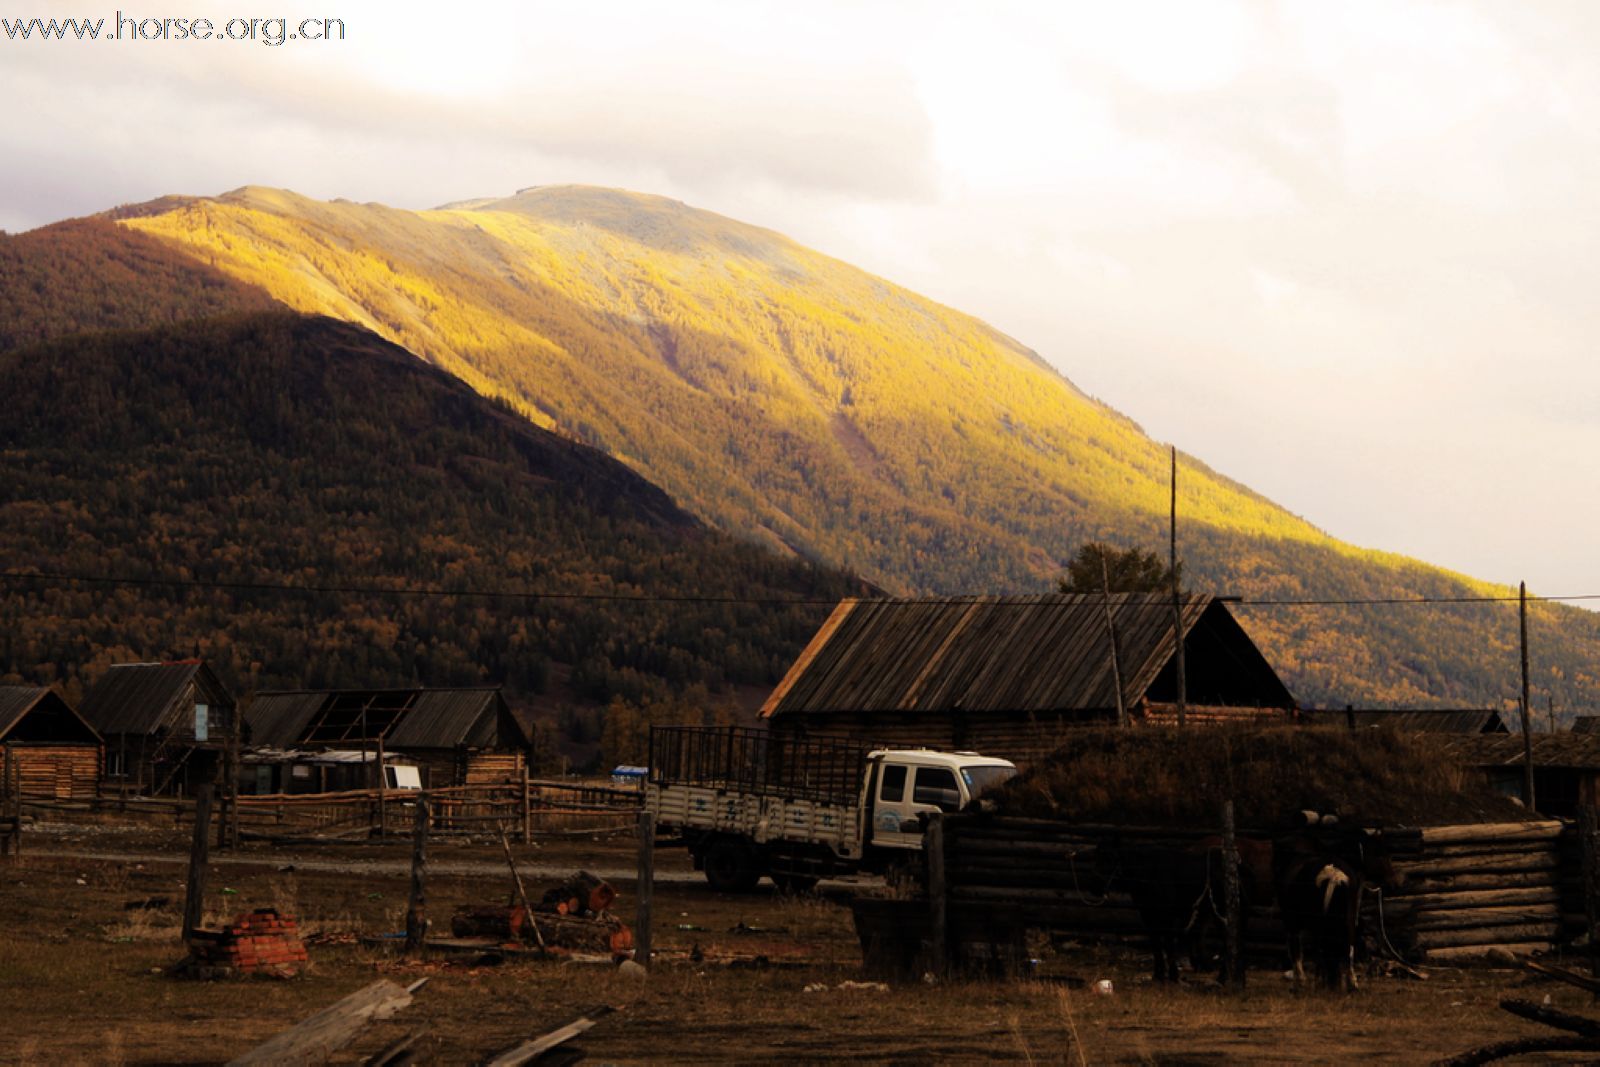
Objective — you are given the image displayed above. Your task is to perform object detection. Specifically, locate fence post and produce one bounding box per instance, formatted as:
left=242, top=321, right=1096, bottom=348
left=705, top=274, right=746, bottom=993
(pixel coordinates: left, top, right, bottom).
left=182, top=782, right=215, bottom=941
left=1579, top=802, right=1600, bottom=992
left=405, top=793, right=431, bottom=955
left=521, top=764, right=532, bottom=845
left=1221, top=799, right=1243, bottom=989
left=928, top=813, right=948, bottom=976
left=375, top=736, right=388, bottom=839
left=635, top=808, right=654, bottom=970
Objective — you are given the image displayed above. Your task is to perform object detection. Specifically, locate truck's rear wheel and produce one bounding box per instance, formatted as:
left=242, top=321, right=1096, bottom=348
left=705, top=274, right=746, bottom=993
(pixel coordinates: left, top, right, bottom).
left=703, top=839, right=760, bottom=893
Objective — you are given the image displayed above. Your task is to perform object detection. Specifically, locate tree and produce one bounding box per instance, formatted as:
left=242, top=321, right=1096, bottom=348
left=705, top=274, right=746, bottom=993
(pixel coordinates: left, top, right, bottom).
left=1058, top=542, right=1180, bottom=594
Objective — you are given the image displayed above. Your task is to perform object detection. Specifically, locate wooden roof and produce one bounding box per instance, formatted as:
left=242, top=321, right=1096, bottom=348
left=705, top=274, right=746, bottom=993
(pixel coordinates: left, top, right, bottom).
left=79, top=661, right=233, bottom=736
left=761, top=594, right=1293, bottom=718
left=1303, top=708, right=1511, bottom=734
left=247, top=688, right=524, bottom=750
left=0, top=686, right=101, bottom=745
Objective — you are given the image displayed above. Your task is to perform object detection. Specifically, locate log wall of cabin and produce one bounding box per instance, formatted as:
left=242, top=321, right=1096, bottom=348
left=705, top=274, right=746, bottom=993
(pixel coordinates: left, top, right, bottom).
left=4, top=743, right=101, bottom=799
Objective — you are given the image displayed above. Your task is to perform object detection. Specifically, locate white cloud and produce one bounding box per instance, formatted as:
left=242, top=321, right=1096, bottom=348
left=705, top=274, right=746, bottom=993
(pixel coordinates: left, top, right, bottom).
left=3, top=0, right=1598, bottom=595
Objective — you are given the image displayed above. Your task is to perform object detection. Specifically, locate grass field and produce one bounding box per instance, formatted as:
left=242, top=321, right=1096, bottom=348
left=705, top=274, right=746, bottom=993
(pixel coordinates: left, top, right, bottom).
left=0, top=824, right=1588, bottom=1064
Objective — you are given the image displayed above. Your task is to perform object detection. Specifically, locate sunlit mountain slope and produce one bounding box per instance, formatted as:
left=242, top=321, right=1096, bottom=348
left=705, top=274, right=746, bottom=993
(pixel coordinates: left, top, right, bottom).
left=113, top=186, right=1600, bottom=707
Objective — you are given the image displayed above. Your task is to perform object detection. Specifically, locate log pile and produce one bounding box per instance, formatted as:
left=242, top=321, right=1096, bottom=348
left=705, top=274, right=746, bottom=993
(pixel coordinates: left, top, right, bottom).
left=938, top=814, right=1583, bottom=969
left=450, top=905, right=633, bottom=956
left=1382, top=821, right=1580, bottom=963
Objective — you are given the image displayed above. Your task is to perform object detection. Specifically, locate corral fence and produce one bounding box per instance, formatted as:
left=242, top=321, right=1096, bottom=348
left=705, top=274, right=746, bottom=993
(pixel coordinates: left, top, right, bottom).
left=910, top=813, right=1585, bottom=972
left=14, top=777, right=642, bottom=842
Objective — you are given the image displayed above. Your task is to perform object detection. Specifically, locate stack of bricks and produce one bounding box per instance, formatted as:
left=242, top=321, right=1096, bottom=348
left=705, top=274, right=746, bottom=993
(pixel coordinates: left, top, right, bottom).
left=184, top=908, right=309, bottom=978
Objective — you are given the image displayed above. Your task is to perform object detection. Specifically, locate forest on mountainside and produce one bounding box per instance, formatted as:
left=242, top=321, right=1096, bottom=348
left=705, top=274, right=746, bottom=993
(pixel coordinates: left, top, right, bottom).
left=0, top=218, right=275, bottom=350
left=111, top=186, right=1600, bottom=710
left=0, top=313, right=861, bottom=732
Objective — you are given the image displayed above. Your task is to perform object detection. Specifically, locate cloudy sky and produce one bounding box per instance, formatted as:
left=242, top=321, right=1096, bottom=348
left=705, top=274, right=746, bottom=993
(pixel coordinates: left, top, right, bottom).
left=4, top=0, right=1597, bottom=598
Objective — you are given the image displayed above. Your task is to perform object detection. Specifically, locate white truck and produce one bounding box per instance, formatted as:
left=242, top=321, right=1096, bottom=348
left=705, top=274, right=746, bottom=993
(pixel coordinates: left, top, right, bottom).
left=646, top=725, right=1016, bottom=892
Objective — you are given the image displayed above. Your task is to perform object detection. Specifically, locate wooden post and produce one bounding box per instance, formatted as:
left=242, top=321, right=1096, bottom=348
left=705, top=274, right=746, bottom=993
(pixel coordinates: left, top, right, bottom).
left=1345, top=704, right=1357, bottom=733
left=928, top=812, right=948, bottom=975
left=182, top=781, right=215, bottom=941
left=404, top=793, right=431, bottom=955
left=1578, top=803, right=1600, bottom=989
left=635, top=808, right=653, bottom=970
left=376, top=735, right=388, bottom=839
left=4, top=745, right=16, bottom=860
left=1520, top=581, right=1535, bottom=811
left=1221, top=799, right=1243, bottom=989
left=1170, top=445, right=1187, bottom=728
left=521, top=763, right=532, bottom=845
left=1099, top=556, right=1127, bottom=728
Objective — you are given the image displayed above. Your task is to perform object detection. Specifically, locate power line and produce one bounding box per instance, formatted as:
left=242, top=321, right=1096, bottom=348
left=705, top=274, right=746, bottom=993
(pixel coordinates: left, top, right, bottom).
left=2, top=568, right=1598, bottom=609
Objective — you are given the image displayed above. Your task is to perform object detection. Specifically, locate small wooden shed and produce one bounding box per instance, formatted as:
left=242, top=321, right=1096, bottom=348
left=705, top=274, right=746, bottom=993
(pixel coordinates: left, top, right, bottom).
left=0, top=687, right=104, bottom=800
left=78, top=660, right=238, bottom=795
left=245, top=687, right=529, bottom=788
left=762, top=594, right=1295, bottom=765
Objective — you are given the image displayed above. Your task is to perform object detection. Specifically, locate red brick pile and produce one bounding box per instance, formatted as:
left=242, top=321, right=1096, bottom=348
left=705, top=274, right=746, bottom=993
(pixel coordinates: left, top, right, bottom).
left=181, top=908, right=309, bottom=978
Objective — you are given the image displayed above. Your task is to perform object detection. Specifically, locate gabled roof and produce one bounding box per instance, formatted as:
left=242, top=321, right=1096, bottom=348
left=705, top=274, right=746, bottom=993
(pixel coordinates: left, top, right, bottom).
left=79, top=661, right=233, bottom=735
left=246, top=687, right=523, bottom=750
left=761, top=594, right=1293, bottom=717
left=0, top=686, right=102, bottom=744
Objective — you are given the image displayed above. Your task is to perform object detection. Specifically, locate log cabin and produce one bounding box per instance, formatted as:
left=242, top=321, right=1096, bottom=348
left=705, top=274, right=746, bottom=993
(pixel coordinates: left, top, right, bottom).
left=761, top=593, right=1296, bottom=766
left=78, top=660, right=238, bottom=795
left=244, top=687, right=529, bottom=788
left=0, top=686, right=103, bottom=800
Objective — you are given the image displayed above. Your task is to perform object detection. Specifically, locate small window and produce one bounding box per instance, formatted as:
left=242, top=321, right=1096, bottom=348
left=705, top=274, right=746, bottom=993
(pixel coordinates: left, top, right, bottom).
left=107, top=751, right=126, bottom=778
left=193, top=703, right=209, bottom=742
left=913, top=767, right=962, bottom=812
left=879, top=763, right=906, bottom=803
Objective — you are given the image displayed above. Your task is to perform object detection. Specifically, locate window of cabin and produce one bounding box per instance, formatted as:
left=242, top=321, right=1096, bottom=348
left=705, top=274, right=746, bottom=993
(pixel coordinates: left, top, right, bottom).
left=194, top=703, right=209, bottom=742
left=107, top=750, right=126, bottom=778
left=879, top=763, right=906, bottom=803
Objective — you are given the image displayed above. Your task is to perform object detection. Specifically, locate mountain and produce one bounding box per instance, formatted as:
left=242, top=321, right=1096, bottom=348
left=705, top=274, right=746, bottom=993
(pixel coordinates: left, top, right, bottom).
left=100, top=184, right=1600, bottom=710
left=0, top=311, right=860, bottom=729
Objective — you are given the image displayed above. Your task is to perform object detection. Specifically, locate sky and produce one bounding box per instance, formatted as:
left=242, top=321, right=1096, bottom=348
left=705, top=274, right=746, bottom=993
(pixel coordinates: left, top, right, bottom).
left=3, top=0, right=1598, bottom=598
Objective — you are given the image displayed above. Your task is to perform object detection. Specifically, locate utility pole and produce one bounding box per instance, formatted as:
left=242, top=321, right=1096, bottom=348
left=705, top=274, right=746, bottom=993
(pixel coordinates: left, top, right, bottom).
left=1520, top=581, right=1535, bottom=810
left=1170, top=446, right=1187, bottom=727
left=1100, top=554, right=1127, bottom=728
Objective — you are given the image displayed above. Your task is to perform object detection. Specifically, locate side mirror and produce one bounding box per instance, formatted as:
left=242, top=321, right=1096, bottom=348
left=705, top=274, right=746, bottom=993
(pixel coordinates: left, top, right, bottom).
left=899, top=819, right=924, bottom=834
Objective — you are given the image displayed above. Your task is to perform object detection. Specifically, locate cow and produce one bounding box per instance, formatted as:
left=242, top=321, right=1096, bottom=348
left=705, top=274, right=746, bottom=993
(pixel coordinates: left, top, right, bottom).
left=1099, top=835, right=1270, bottom=984
left=1273, top=815, right=1393, bottom=992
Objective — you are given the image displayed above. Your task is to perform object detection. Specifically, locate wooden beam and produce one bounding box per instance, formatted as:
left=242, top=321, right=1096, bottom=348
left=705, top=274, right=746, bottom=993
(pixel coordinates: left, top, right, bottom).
left=404, top=793, right=430, bottom=955
left=636, top=808, right=654, bottom=969
left=182, top=782, right=214, bottom=941
left=484, top=1006, right=614, bottom=1067
left=226, top=979, right=415, bottom=1066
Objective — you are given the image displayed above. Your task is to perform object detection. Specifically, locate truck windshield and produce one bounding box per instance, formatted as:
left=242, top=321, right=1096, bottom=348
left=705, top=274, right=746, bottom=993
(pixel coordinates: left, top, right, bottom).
left=961, top=765, right=1016, bottom=798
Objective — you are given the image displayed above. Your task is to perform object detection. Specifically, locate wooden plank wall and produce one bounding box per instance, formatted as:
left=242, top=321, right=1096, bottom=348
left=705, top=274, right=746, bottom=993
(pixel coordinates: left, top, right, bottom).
left=465, top=752, right=526, bottom=785
left=4, top=744, right=101, bottom=800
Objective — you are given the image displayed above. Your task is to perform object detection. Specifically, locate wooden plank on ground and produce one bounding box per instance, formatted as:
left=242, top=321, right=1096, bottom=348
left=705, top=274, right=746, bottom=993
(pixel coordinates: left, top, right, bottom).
left=226, top=979, right=416, bottom=1066
left=483, top=1005, right=614, bottom=1067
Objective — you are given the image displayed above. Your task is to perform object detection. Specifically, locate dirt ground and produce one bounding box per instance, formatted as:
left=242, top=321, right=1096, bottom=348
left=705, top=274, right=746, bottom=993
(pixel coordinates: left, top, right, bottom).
left=0, top=823, right=1591, bottom=1064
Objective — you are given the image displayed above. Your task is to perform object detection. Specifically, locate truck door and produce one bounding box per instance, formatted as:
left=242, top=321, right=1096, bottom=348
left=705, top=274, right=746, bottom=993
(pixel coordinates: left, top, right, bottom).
left=869, top=760, right=920, bottom=850
left=870, top=762, right=966, bottom=850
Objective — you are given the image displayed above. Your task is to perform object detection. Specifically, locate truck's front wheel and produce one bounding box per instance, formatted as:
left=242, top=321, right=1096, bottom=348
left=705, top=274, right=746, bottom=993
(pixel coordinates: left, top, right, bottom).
left=702, top=838, right=761, bottom=893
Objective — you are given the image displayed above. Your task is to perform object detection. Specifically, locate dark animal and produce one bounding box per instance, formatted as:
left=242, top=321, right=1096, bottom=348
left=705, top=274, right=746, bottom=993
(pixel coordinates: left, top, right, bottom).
left=1186, top=835, right=1275, bottom=984
left=1272, top=818, right=1393, bottom=991
left=1099, top=837, right=1267, bottom=984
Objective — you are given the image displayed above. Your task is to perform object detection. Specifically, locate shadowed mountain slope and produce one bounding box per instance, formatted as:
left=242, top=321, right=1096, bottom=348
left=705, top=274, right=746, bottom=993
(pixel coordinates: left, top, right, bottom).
left=57, top=185, right=1600, bottom=708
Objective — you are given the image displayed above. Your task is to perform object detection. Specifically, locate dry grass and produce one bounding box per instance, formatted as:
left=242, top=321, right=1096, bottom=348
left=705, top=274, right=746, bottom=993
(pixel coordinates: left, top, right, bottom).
left=991, top=725, right=1527, bottom=829
left=0, top=829, right=1581, bottom=1064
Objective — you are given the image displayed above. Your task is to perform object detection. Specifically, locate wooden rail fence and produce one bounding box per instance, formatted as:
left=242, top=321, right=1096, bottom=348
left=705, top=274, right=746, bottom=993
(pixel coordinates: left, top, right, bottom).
left=18, top=777, right=642, bottom=841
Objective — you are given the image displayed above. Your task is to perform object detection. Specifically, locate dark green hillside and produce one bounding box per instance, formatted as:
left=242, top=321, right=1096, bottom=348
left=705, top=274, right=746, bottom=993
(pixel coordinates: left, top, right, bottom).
left=0, top=313, right=859, bottom=710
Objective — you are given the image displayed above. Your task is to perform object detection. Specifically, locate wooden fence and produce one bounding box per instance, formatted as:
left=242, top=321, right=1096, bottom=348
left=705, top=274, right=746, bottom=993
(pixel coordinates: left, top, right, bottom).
left=16, top=777, right=642, bottom=842
left=930, top=813, right=1584, bottom=968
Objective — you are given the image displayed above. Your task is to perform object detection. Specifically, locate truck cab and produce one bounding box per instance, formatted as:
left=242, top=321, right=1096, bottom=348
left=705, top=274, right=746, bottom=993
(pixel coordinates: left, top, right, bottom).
left=865, top=749, right=1017, bottom=852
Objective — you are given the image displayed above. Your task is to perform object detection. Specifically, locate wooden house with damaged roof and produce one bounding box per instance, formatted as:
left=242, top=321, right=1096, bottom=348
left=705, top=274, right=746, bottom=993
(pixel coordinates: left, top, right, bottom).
left=761, top=594, right=1295, bottom=765
left=0, top=687, right=103, bottom=799
left=78, top=660, right=237, bottom=794
left=244, top=687, right=530, bottom=789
